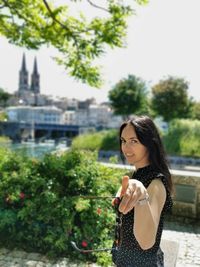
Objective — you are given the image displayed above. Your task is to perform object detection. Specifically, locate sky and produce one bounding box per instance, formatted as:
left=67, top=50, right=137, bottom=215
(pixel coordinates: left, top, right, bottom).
left=1, top=0, right=200, bottom=103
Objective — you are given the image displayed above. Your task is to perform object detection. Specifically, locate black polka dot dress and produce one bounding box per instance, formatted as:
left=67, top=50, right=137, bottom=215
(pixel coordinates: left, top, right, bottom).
left=111, top=165, right=173, bottom=267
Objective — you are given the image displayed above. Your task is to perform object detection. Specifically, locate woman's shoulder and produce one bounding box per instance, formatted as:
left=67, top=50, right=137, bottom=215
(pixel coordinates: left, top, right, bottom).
left=138, top=167, right=165, bottom=185
left=147, top=169, right=173, bottom=212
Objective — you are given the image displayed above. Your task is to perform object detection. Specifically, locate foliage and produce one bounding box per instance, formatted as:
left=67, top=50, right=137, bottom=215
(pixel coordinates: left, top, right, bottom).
left=0, top=148, right=124, bottom=266
left=0, top=111, right=8, bottom=121
left=0, top=110, right=9, bottom=122
left=190, top=101, right=200, bottom=120
left=108, top=74, right=149, bottom=119
left=0, top=136, right=10, bottom=142
left=151, top=76, right=192, bottom=122
left=0, top=88, right=12, bottom=107
left=71, top=129, right=118, bottom=151
left=163, top=119, right=200, bottom=157
left=0, top=0, right=148, bottom=87
left=72, top=123, right=200, bottom=158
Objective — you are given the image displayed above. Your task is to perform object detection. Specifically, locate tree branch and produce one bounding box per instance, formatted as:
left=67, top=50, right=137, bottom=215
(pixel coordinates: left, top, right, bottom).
left=86, top=0, right=109, bottom=12
left=42, top=0, right=86, bottom=64
left=1, top=0, right=30, bottom=24
left=42, top=0, right=93, bottom=35
left=42, top=0, right=73, bottom=35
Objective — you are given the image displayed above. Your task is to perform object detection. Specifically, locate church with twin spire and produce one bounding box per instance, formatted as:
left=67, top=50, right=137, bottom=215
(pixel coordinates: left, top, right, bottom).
left=18, top=54, right=40, bottom=96
left=18, top=53, right=40, bottom=98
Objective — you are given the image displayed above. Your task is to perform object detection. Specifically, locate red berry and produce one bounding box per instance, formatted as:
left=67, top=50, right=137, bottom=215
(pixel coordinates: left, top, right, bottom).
left=81, top=240, right=88, bottom=247
left=114, top=198, right=119, bottom=206
left=20, top=192, right=25, bottom=199
left=97, top=207, right=101, bottom=215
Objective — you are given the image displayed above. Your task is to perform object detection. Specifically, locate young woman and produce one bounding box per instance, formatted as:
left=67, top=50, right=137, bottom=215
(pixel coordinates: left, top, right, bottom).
left=111, top=115, right=173, bottom=267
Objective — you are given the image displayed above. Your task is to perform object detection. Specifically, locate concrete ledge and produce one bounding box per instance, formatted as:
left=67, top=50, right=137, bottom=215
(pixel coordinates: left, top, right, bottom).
left=100, top=162, right=200, bottom=219
left=161, top=239, right=179, bottom=267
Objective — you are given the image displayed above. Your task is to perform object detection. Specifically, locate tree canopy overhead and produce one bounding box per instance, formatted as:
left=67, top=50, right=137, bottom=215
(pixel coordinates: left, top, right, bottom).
left=0, top=0, right=148, bottom=87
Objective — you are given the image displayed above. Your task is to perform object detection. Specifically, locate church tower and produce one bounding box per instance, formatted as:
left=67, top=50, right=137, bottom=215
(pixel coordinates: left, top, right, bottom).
left=18, top=53, right=29, bottom=96
left=30, top=57, right=40, bottom=94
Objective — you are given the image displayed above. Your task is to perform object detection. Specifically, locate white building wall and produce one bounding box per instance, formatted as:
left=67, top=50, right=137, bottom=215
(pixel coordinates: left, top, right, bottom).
left=88, top=105, right=109, bottom=127
left=6, top=104, right=123, bottom=128
left=73, top=104, right=123, bottom=128
left=63, top=110, right=76, bottom=125
left=6, top=106, right=63, bottom=124
left=75, top=109, right=89, bottom=126
left=107, top=114, right=123, bottom=128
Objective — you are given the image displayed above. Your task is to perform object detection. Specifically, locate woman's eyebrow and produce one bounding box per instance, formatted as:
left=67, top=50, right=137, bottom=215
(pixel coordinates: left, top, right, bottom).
left=120, top=136, right=138, bottom=140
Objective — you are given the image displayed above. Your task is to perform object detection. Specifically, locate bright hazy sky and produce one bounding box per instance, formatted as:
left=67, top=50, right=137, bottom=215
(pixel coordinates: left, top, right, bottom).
left=1, top=0, right=200, bottom=103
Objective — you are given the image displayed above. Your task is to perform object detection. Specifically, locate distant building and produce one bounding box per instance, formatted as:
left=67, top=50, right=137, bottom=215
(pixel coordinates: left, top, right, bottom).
left=6, top=54, right=123, bottom=129
left=18, top=54, right=40, bottom=101
left=18, top=53, right=29, bottom=94
left=87, top=104, right=109, bottom=127
left=30, top=57, right=40, bottom=94
left=6, top=106, right=63, bottom=125
left=78, top=98, right=96, bottom=110
left=62, top=104, right=123, bottom=128
left=63, top=110, right=76, bottom=125
left=5, top=53, right=58, bottom=107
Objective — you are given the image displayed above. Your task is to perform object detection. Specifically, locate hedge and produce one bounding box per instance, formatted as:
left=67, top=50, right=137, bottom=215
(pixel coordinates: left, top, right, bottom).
left=71, top=130, right=119, bottom=151
left=72, top=119, right=200, bottom=158
left=163, top=119, right=200, bottom=157
left=0, top=148, right=125, bottom=266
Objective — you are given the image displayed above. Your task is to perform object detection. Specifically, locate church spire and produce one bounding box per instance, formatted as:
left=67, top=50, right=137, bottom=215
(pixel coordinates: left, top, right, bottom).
left=33, top=57, right=38, bottom=74
left=30, top=57, right=40, bottom=95
left=21, top=53, right=27, bottom=72
left=18, top=53, right=29, bottom=95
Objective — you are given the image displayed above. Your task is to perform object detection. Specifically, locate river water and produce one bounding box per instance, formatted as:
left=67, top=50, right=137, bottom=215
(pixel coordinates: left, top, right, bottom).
left=0, top=141, right=68, bottom=159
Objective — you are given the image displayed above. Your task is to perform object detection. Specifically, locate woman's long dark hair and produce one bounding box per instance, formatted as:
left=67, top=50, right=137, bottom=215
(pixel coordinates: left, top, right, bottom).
left=119, top=115, right=173, bottom=194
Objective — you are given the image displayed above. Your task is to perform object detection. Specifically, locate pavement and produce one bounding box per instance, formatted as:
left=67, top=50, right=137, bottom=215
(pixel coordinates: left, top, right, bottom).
left=0, top=220, right=199, bottom=267
left=162, top=220, right=200, bottom=267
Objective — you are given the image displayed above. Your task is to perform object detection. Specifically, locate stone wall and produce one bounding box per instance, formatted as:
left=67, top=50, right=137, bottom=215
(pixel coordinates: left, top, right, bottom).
left=101, top=162, right=200, bottom=220
left=171, top=169, right=200, bottom=219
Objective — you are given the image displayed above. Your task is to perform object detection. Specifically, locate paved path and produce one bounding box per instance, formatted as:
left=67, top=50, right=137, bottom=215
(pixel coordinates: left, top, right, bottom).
left=163, top=221, right=200, bottom=267
left=0, top=221, right=199, bottom=267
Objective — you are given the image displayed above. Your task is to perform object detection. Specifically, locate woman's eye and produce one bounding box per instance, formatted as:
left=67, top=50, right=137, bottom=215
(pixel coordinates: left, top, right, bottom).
left=130, top=139, right=137, bottom=144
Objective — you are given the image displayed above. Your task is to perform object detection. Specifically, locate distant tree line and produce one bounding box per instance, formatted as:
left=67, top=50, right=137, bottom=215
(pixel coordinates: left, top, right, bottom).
left=108, top=74, right=200, bottom=122
left=1, top=73, right=200, bottom=123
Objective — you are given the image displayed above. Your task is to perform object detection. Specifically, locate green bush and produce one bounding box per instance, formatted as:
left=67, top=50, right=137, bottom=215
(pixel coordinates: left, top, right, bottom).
left=72, top=120, right=200, bottom=158
left=71, top=130, right=118, bottom=151
left=0, top=136, right=11, bottom=143
left=163, top=119, right=200, bottom=157
left=0, top=148, right=124, bottom=266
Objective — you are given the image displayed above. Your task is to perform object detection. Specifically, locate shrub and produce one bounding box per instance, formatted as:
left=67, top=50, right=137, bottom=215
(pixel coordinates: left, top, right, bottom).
left=0, top=136, right=11, bottom=143
left=71, top=120, right=200, bottom=158
left=71, top=129, right=118, bottom=151
left=0, top=148, right=124, bottom=266
left=163, top=119, right=200, bottom=157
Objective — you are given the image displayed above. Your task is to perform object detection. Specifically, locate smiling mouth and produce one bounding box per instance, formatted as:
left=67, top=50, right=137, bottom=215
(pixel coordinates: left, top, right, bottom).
left=125, top=153, right=134, bottom=157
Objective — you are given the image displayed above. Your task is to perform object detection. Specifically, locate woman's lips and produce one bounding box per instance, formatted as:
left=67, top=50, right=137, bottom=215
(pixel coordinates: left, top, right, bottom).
left=125, top=153, right=134, bottom=157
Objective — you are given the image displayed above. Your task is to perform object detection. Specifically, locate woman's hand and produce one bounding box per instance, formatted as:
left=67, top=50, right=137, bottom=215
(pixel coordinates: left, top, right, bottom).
left=118, top=176, right=147, bottom=214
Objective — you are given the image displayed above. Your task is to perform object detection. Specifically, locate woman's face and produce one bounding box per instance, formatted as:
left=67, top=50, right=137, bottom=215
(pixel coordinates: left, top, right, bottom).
left=121, top=124, right=149, bottom=169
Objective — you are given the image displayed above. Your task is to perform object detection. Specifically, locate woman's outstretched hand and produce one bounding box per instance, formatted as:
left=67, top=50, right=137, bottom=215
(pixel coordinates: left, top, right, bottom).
left=118, top=176, right=147, bottom=214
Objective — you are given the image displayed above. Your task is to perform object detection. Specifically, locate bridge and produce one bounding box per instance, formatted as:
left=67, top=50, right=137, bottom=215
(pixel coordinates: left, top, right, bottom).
left=0, top=121, right=82, bottom=142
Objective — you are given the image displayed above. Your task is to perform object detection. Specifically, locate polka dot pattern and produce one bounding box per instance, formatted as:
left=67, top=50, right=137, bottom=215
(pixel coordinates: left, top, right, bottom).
left=111, top=165, right=173, bottom=267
